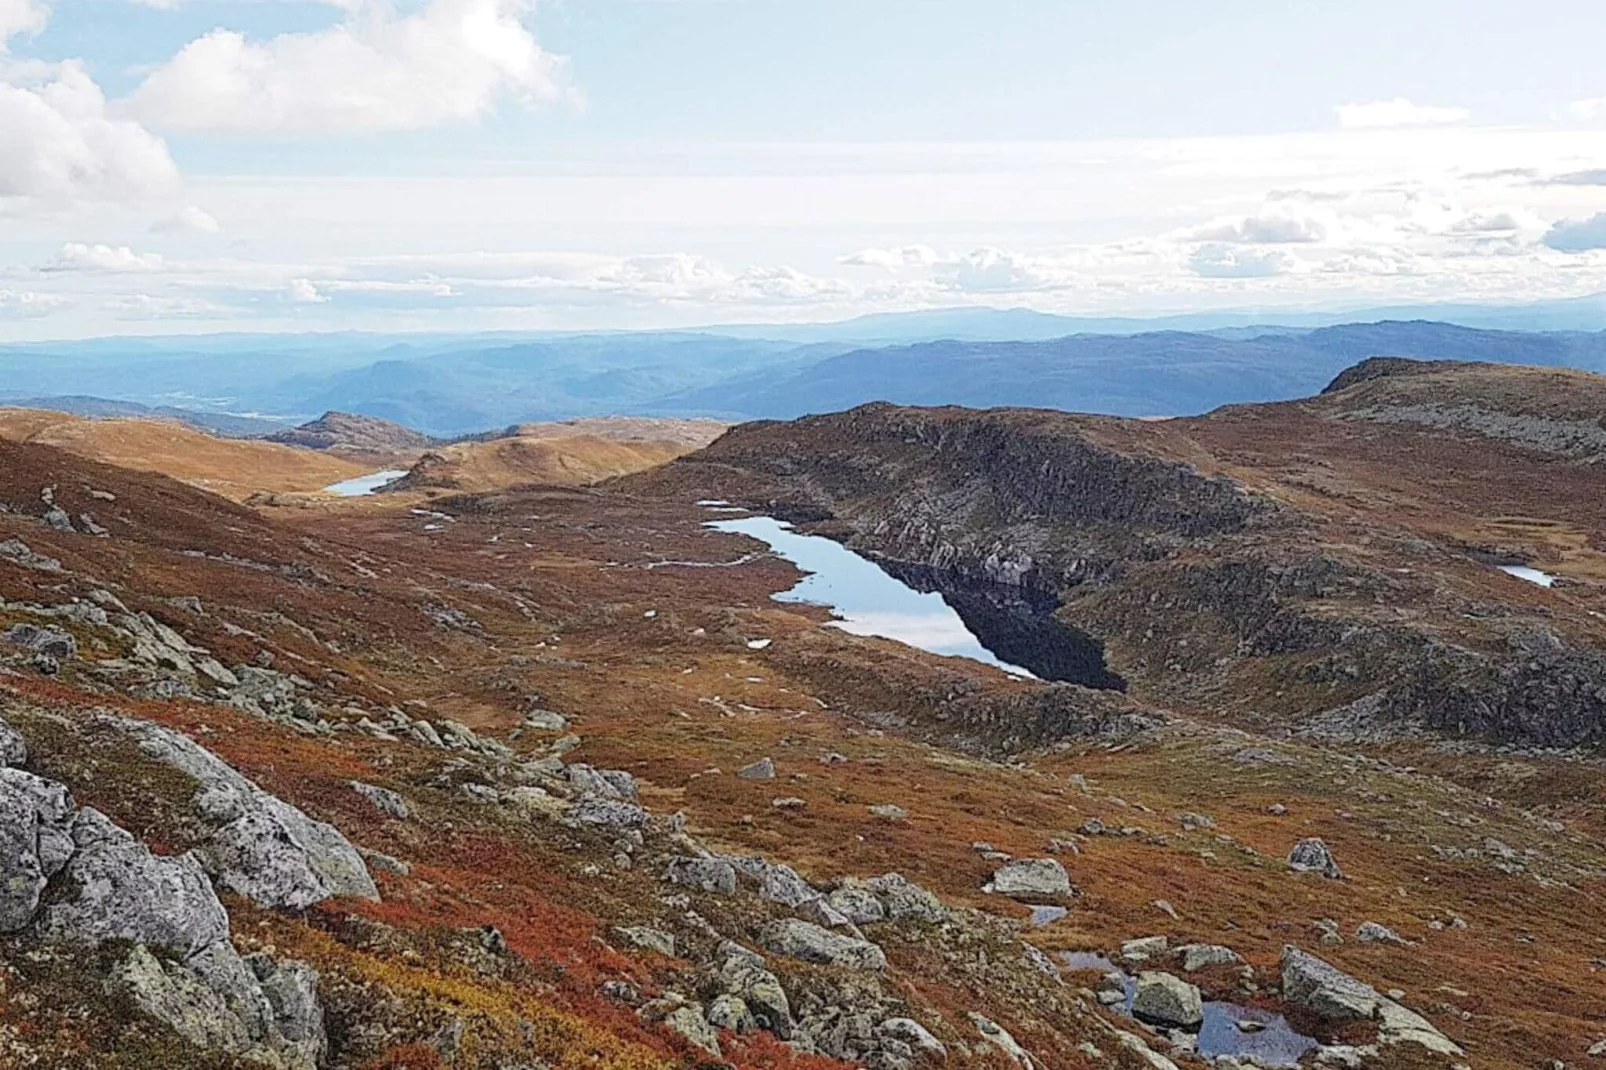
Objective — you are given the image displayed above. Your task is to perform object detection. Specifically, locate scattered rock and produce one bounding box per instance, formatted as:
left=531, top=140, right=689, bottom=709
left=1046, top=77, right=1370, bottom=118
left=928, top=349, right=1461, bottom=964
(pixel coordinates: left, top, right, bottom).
left=987, top=857, right=1071, bottom=900
left=1281, top=946, right=1462, bottom=1055
left=0, top=715, right=26, bottom=767
left=615, top=926, right=676, bottom=956
left=665, top=856, right=738, bottom=895
left=1120, top=936, right=1169, bottom=966
left=969, top=1012, right=1038, bottom=1068
left=1180, top=944, right=1243, bottom=972
left=662, top=1002, right=721, bottom=1056
left=3, top=623, right=77, bottom=660
left=1289, top=837, right=1343, bottom=879
left=771, top=796, right=806, bottom=810
left=865, top=872, right=948, bottom=922
left=0, top=538, right=61, bottom=572
left=349, top=781, right=410, bottom=820
left=868, top=803, right=908, bottom=821
left=1356, top=921, right=1410, bottom=946
left=738, top=757, right=776, bottom=779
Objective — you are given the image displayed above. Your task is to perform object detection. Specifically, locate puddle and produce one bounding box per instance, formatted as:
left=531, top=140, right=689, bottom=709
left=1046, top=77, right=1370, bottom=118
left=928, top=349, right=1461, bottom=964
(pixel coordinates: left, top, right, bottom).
left=325, top=470, right=410, bottom=497
left=707, top=515, right=1036, bottom=676
left=1028, top=905, right=1068, bottom=927
left=1499, top=564, right=1557, bottom=588
left=705, top=513, right=1123, bottom=687
left=1058, top=952, right=1316, bottom=1067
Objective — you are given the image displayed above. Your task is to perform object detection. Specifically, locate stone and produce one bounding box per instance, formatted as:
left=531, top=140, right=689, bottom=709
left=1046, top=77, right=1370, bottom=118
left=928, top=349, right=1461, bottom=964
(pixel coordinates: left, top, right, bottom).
left=0, top=538, right=61, bottom=572
left=772, top=796, right=806, bottom=810
left=759, top=918, right=887, bottom=971
left=756, top=861, right=820, bottom=908
left=827, top=884, right=886, bottom=925
left=1131, top=972, right=1204, bottom=1029
left=96, top=715, right=378, bottom=909
left=615, top=926, right=676, bottom=956
left=3, top=623, right=77, bottom=660
left=349, top=781, right=410, bottom=820
left=714, top=943, right=793, bottom=1037
left=1289, top=837, right=1343, bottom=879
left=0, top=768, right=76, bottom=931
left=988, top=857, right=1071, bottom=900
left=738, top=757, right=776, bottom=779
left=865, top=872, right=948, bottom=922
left=1180, top=944, right=1243, bottom=971
left=567, top=764, right=639, bottom=801
left=1356, top=921, right=1409, bottom=946
left=868, top=804, right=908, bottom=821
left=665, top=856, right=738, bottom=895
left=878, top=1018, right=946, bottom=1058
left=707, top=994, right=756, bottom=1032
left=246, top=954, right=328, bottom=1068
left=1175, top=811, right=1215, bottom=831
left=522, top=709, right=569, bottom=732
left=1280, top=947, right=1461, bottom=1054
left=1120, top=935, right=1169, bottom=965
left=663, top=1003, right=721, bottom=1056
left=568, top=795, right=648, bottom=829
left=969, top=1013, right=1038, bottom=1068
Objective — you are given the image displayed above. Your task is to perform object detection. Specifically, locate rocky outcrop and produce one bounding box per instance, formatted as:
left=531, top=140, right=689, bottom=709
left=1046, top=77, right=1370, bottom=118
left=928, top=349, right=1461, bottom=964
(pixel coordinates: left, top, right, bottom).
left=0, top=760, right=325, bottom=1069
left=97, top=714, right=378, bottom=908
left=267, top=411, right=432, bottom=453
left=758, top=918, right=887, bottom=971
left=987, top=857, right=1071, bottom=900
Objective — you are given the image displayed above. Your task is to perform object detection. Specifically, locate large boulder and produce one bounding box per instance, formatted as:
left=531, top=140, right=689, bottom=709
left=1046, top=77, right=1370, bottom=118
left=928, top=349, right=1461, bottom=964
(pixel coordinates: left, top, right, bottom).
left=1288, top=837, right=1343, bottom=879
left=1131, top=971, right=1204, bottom=1029
left=864, top=873, right=948, bottom=922
left=1281, top=947, right=1462, bottom=1056
left=99, top=715, right=377, bottom=909
left=759, top=918, right=887, bottom=971
left=713, top=943, right=794, bottom=1038
left=987, top=858, right=1071, bottom=900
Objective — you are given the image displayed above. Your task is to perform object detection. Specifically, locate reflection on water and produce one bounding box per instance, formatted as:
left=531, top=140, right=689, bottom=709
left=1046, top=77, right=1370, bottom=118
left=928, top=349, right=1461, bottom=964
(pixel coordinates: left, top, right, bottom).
left=1499, top=564, right=1557, bottom=588
left=707, top=515, right=1034, bottom=676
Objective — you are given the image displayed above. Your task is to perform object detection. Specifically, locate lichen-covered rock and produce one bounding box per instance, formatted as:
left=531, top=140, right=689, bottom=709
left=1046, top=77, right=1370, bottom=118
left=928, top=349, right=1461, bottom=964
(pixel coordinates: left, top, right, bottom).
left=0, top=767, right=75, bottom=931
left=864, top=872, right=948, bottom=922
left=707, top=994, right=756, bottom=1032
left=826, top=884, right=886, bottom=925
left=756, top=860, right=821, bottom=908
left=663, top=1003, right=721, bottom=1056
left=759, top=918, right=887, bottom=971
left=3, top=623, right=77, bottom=660
left=1179, top=943, right=1243, bottom=971
left=878, top=1018, right=946, bottom=1058
left=568, top=794, right=648, bottom=829
left=566, top=764, right=638, bottom=801
left=969, top=1012, right=1039, bottom=1068
left=665, top=856, right=737, bottom=895
left=349, top=781, right=410, bottom=820
left=0, top=715, right=27, bottom=767
left=1288, top=837, right=1343, bottom=879
left=98, top=715, right=377, bottom=909
left=713, top=942, right=793, bottom=1037
left=247, top=954, right=328, bottom=1068
left=1280, top=946, right=1462, bottom=1055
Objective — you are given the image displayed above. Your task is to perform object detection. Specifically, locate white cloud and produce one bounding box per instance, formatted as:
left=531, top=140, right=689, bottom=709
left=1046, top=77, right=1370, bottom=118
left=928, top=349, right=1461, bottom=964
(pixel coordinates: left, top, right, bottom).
left=0, top=61, right=177, bottom=205
left=151, top=205, right=220, bottom=235
left=1335, top=98, right=1470, bottom=129
left=1543, top=213, right=1606, bottom=253
left=840, top=245, right=942, bottom=270
left=125, top=0, right=571, bottom=136
left=1183, top=212, right=1327, bottom=244
left=0, top=0, right=47, bottom=46
left=1188, top=244, right=1294, bottom=278
left=46, top=242, right=165, bottom=271
left=939, top=248, right=1066, bottom=293
left=287, top=278, right=328, bottom=303
left=0, top=288, right=62, bottom=317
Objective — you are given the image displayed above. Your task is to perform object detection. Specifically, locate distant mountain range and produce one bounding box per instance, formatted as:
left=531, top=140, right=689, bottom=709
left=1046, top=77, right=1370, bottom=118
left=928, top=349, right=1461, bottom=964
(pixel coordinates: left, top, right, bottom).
left=5, top=306, right=1606, bottom=436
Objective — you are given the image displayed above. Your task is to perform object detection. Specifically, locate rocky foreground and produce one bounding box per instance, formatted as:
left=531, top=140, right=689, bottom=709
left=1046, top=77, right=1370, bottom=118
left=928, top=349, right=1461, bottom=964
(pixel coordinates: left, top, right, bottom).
left=0, top=359, right=1602, bottom=1069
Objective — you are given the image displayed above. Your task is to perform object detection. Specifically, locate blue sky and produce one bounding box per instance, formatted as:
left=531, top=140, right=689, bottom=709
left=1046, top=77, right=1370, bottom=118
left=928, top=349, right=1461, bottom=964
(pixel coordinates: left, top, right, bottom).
left=3, top=0, right=1606, bottom=337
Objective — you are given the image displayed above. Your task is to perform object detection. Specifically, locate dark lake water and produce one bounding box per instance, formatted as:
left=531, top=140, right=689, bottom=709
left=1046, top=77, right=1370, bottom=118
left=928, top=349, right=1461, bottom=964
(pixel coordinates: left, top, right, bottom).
left=707, top=514, right=1122, bottom=689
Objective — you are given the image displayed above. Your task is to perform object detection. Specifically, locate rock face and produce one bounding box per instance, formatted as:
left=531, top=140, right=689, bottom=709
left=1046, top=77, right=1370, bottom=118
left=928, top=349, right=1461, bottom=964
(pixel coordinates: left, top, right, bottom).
left=0, top=760, right=325, bottom=1069
left=267, top=411, right=432, bottom=452
left=3, top=623, right=77, bottom=659
left=1281, top=946, right=1462, bottom=1056
left=988, top=858, right=1071, bottom=900
left=1131, top=972, right=1204, bottom=1029
left=1288, top=837, right=1343, bottom=879
left=99, top=715, right=378, bottom=909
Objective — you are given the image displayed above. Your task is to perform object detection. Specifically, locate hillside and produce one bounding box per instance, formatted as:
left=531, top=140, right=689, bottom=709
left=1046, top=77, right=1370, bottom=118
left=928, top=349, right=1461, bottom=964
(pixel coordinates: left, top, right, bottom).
left=266, top=410, right=435, bottom=453
left=385, top=417, right=727, bottom=494
left=0, top=408, right=369, bottom=500
left=0, top=361, right=1603, bottom=1069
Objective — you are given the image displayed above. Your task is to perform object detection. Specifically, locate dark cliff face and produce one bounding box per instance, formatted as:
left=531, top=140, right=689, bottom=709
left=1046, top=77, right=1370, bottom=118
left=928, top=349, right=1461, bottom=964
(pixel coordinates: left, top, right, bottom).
left=658, top=395, right=1606, bottom=751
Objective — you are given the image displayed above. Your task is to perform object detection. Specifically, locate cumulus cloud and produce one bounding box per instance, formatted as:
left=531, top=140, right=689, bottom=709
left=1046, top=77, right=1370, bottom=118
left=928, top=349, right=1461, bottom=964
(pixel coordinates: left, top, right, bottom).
left=287, top=278, right=328, bottom=303
left=151, top=205, right=220, bottom=235
left=46, top=242, right=165, bottom=271
left=125, top=0, right=571, bottom=136
left=0, top=61, right=177, bottom=205
left=937, top=248, right=1065, bottom=293
left=1183, top=212, right=1327, bottom=244
left=0, top=288, right=63, bottom=317
left=1543, top=213, right=1606, bottom=253
left=1335, top=98, right=1470, bottom=129
left=0, top=0, right=47, bottom=45
left=1188, top=244, right=1294, bottom=278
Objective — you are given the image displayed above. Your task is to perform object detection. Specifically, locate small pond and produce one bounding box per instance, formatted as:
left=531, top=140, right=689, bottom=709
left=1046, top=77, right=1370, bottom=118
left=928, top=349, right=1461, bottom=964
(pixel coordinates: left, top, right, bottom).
left=1499, top=564, right=1557, bottom=588
left=325, top=470, right=410, bottom=497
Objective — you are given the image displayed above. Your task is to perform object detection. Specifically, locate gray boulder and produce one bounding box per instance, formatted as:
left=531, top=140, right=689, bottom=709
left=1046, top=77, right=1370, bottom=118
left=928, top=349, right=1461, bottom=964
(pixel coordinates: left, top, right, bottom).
left=3, top=623, right=77, bottom=660
left=865, top=872, right=948, bottom=922
left=707, top=994, right=756, bottom=1032
left=566, top=764, right=639, bottom=801
left=248, top=955, right=328, bottom=1068
left=1131, top=971, right=1204, bottom=1029
left=827, top=885, right=886, bottom=925
left=988, top=858, right=1071, bottom=900
left=1288, top=837, right=1343, bottom=879
left=878, top=1018, right=946, bottom=1058
left=568, top=795, right=648, bottom=829
left=757, top=861, right=821, bottom=908
left=1180, top=944, right=1243, bottom=971
left=738, top=757, right=775, bottom=779
left=714, top=942, right=793, bottom=1037
left=662, top=1003, right=721, bottom=1056
left=1355, top=921, right=1409, bottom=946
left=665, top=856, right=738, bottom=895
left=759, top=918, right=887, bottom=971
left=0, top=768, right=76, bottom=931
left=1280, top=946, right=1462, bottom=1055
left=99, top=715, right=377, bottom=909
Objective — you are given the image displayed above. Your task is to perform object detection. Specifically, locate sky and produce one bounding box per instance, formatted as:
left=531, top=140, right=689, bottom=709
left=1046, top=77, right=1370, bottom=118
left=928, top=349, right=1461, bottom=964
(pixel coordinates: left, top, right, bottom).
left=3, top=0, right=1606, bottom=338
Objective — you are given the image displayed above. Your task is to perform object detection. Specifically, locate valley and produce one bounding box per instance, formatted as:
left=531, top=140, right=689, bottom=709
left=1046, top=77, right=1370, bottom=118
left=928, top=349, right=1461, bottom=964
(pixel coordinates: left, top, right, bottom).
left=0, top=357, right=1603, bottom=1070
